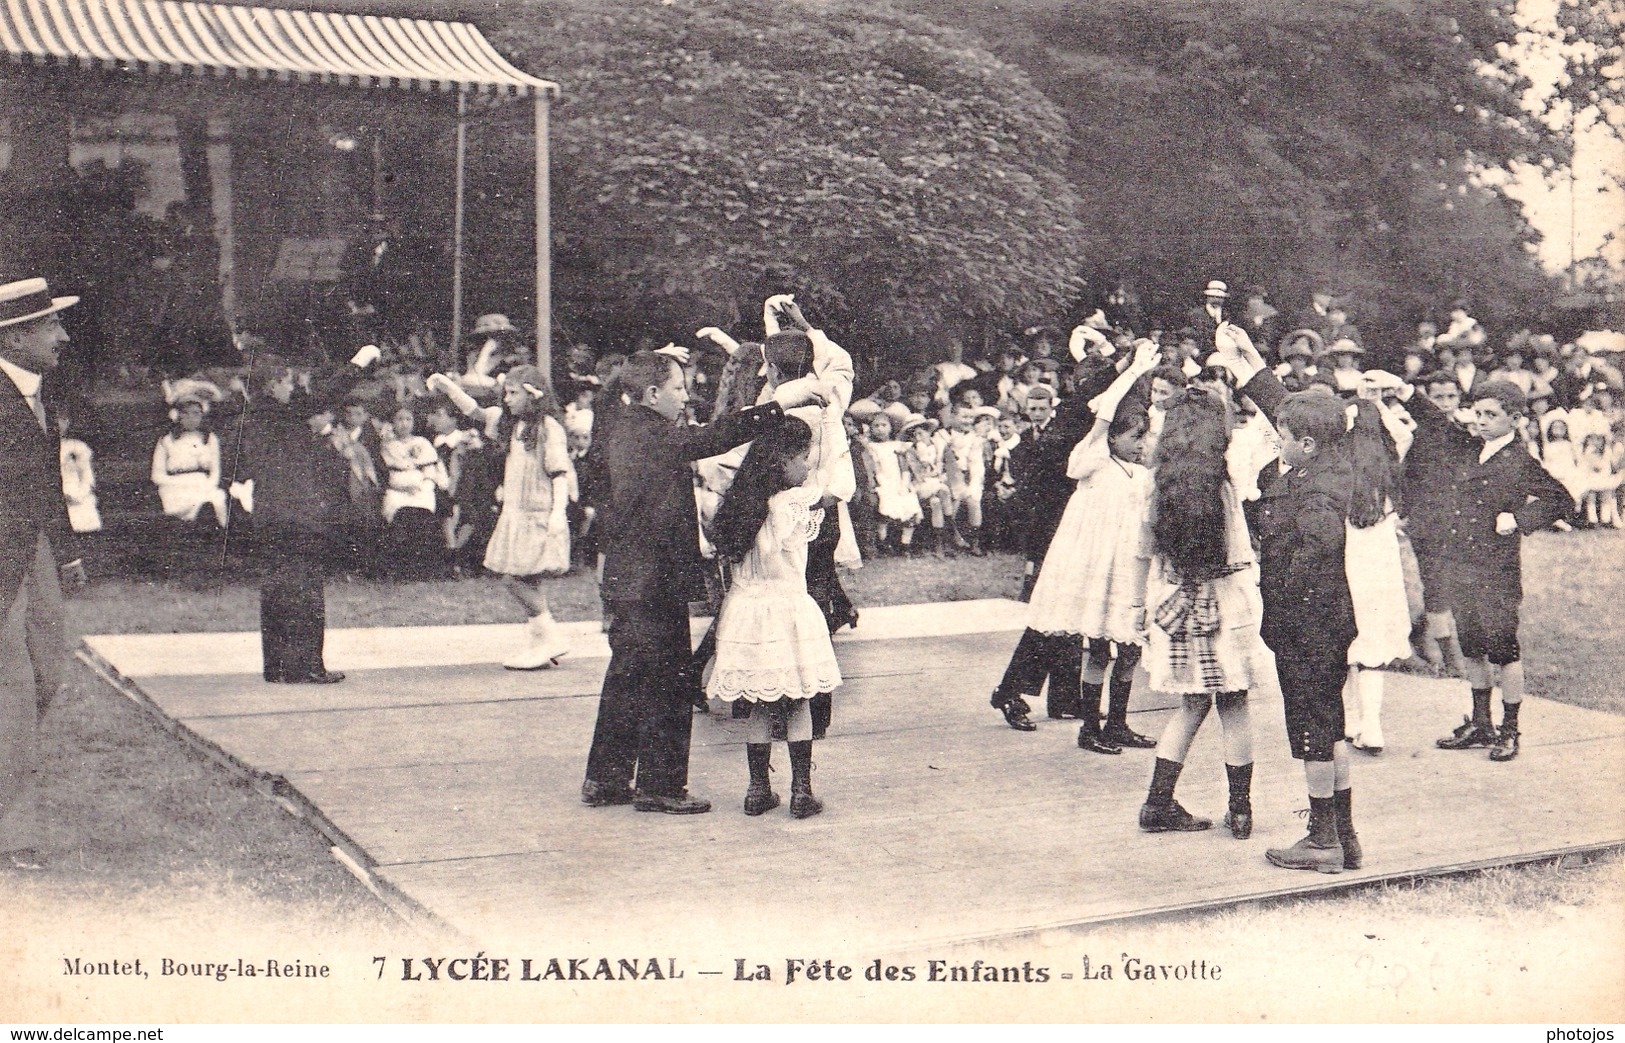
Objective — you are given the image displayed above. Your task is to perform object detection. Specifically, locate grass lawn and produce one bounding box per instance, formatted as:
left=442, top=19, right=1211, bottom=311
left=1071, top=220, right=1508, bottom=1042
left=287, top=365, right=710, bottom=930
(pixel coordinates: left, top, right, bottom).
left=13, top=530, right=1624, bottom=1020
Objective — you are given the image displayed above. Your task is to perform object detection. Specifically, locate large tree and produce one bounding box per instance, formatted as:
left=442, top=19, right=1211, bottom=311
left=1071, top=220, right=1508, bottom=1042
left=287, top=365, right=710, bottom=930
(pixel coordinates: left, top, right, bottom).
left=900, top=0, right=1570, bottom=344
left=464, top=0, right=1088, bottom=364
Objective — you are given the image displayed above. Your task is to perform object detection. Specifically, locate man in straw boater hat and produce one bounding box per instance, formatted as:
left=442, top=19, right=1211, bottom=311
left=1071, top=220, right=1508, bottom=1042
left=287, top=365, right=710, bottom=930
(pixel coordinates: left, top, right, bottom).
left=0, top=277, right=87, bottom=871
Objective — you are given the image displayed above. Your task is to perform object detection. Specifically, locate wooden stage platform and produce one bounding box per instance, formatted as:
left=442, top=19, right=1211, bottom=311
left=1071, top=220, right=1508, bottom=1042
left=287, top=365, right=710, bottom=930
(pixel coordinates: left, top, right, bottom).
left=81, top=600, right=1625, bottom=955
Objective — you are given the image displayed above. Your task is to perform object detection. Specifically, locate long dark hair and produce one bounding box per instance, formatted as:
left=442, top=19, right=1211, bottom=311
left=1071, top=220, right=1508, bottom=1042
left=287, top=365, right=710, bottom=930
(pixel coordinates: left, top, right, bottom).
left=1151, top=388, right=1232, bottom=584
left=710, top=416, right=814, bottom=563
left=1346, top=399, right=1399, bottom=529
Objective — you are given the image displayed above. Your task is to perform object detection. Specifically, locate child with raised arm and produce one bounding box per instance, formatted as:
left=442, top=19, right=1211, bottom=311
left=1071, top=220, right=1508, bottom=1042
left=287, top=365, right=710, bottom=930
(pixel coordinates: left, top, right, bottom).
left=1025, top=340, right=1162, bottom=752
left=1222, top=325, right=1363, bottom=872
left=427, top=366, right=573, bottom=669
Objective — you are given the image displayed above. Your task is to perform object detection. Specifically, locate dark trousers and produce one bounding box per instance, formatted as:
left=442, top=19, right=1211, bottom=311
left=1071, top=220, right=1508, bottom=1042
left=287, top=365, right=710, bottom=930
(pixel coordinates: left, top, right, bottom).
left=259, top=544, right=328, bottom=681
left=806, top=510, right=855, bottom=631
left=585, top=597, right=696, bottom=797
left=991, top=627, right=1082, bottom=715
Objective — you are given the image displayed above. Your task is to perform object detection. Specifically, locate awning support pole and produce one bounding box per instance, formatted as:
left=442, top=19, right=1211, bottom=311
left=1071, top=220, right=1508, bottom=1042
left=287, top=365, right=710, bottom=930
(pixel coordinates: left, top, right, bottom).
left=534, top=91, right=551, bottom=377
left=450, top=88, right=468, bottom=366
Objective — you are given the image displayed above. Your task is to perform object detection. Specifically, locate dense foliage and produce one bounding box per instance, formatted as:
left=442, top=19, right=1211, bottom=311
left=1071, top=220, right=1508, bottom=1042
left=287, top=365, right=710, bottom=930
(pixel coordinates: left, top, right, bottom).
left=452, top=0, right=1623, bottom=358
left=467, top=0, right=1089, bottom=361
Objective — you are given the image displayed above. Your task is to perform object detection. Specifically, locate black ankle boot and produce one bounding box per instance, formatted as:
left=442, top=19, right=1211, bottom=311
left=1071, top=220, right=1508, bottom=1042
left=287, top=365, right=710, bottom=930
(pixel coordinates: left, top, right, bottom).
left=744, top=743, right=779, bottom=816
left=1223, top=762, right=1253, bottom=839
left=788, top=740, right=822, bottom=819
left=1334, top=787, right=1361, bottom=869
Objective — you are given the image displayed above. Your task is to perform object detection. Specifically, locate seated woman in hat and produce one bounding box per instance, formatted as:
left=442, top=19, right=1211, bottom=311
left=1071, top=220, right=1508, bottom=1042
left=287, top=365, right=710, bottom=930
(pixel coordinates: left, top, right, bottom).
left=151, top=382, right=229, bottom=527
left=460, top=314, right=526, bottom=389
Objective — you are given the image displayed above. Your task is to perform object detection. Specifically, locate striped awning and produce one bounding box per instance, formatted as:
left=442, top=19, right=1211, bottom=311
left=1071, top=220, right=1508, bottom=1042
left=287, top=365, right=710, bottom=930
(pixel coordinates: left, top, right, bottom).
left=0, top=0, right=557, bottom=97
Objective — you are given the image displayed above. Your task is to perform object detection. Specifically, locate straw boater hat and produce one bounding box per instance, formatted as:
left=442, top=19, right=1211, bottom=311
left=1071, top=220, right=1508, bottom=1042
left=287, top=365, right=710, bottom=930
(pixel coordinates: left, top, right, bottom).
left=1325, top=337, right=1366, bottom=358
left=0, top=277, right=78, bottom=329
left=1203, top=280, right=1230, bottom=301
left=880, top=401, right=911, bottom=429
left=470, top=313, right=517, bottom=337
left=899, top=413, right=931, bottom=437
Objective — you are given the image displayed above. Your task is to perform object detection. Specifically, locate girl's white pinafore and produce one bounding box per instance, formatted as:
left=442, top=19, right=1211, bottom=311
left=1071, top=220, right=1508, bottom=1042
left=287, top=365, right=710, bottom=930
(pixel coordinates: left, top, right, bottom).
left=706, top=487, right=843, bottom=702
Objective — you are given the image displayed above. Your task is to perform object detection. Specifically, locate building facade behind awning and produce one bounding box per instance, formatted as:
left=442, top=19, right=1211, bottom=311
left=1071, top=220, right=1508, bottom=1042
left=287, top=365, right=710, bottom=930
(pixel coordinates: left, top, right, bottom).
left=0, top=0, right=558, bottom=370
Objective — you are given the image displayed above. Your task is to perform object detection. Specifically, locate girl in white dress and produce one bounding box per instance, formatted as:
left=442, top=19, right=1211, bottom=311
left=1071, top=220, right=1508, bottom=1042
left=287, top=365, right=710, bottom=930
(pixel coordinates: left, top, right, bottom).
left=151, top=394, right=228, bottom=526
left=1026, top=341, right=1163, bottom=752
left=707, top=417, right=840, bottom=819
left=1342, top=399, right=1414, bottom=755
left=379, top=401, right=450, bottom=580
left=864, top=413, right=920, bottom=552
left=427, top=366, right=573, bottom=669
left=58, top=413, right=101, bottom=534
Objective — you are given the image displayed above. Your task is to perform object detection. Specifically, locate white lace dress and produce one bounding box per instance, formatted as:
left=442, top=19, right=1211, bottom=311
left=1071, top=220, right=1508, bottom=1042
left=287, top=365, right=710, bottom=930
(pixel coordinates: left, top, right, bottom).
left=706, top=487, right=843, bottom=702
left=1026, top=430, right=1152, bottom=643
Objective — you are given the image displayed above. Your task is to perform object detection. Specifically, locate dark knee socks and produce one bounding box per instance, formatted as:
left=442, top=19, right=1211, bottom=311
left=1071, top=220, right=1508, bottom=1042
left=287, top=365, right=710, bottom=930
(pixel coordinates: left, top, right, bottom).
left=1225, top=762, right=1253, bottom=814
left=1334, top=786, right=1356, bottom=842
left=1146, top=757, right=1183, bottom=807
left=1106, top=647, right=1140, bottom=729
left=788, top=740, right=814, bottom=794
left=1308, top=794, right=1338, bottom=846
left=1501, top=700, right=1520, bottom=732
left=746, top=743, right=772, bottom=786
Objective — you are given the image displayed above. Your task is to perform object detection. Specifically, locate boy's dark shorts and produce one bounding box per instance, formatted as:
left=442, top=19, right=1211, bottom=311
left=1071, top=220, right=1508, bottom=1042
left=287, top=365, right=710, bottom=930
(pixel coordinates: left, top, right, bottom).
left=1410, top=537, right=1451, bottom=614
left=1440, top=562, right=1521, bottom=665
left=1276, top=654, right=1346, bottom=762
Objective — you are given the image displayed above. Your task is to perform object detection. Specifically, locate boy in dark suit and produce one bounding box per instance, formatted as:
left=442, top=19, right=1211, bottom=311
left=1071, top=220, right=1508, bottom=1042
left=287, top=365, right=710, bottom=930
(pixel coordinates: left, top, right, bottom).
left=582, top=351, right=824, bottom=815
left=238, top=345, right=380, bottom=684
left=1240, top=377, right=1363, bottom=875
left=1401, top=371, right=1476, bottom=675
left=1396, top=377, right=1569, bottom=762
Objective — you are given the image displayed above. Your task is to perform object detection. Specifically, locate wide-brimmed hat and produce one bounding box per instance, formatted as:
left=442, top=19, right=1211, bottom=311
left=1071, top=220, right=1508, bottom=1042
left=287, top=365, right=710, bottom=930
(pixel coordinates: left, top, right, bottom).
left=1203, top=280, right=1230, bottom=300
left=847, top=399, right=881, bottom=421
left=879, top=401, right=911, bottom=429
left=900, top=413, right=932, bottom=437
left=470, top=313, right=517, bottom=336
left=0, top=277, right=78, bottom=329
left=1279, top=328, right=1325, bottom=359
left=164, top=377, right=224, bottom=412
left=1325, top=337, right=1366, bottom=357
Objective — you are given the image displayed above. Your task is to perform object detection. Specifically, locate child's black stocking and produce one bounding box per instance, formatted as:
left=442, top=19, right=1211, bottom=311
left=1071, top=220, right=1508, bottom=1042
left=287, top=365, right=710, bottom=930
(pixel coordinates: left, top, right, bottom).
left=1105, top=645, right=1141, bottom=731
left=746, top=743, right=772, bottom=786
left=1146, top=757, right=1183, bottom=807
left=788, top=741, right=814, bottom=794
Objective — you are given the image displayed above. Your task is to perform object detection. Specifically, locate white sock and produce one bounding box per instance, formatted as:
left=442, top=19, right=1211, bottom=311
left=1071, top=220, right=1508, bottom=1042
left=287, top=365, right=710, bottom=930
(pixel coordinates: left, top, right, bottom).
left=1356, top=670, right=1385, bottom=747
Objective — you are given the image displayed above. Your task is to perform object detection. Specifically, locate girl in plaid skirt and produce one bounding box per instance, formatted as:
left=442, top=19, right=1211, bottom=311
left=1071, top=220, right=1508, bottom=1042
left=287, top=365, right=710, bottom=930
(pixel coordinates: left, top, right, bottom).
left=1137, top=385, right=1270, bottom=840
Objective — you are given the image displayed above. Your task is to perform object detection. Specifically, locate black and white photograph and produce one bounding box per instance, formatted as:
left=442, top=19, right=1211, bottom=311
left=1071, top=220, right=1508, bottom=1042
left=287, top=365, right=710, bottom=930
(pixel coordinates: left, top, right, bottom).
left=1, top=0, right=1622, bottom=1027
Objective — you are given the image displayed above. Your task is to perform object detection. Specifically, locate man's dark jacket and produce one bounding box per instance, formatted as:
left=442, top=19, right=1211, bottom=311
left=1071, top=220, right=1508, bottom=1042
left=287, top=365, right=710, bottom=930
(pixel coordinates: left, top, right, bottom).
left=600, top=401, right=783, bottom=604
